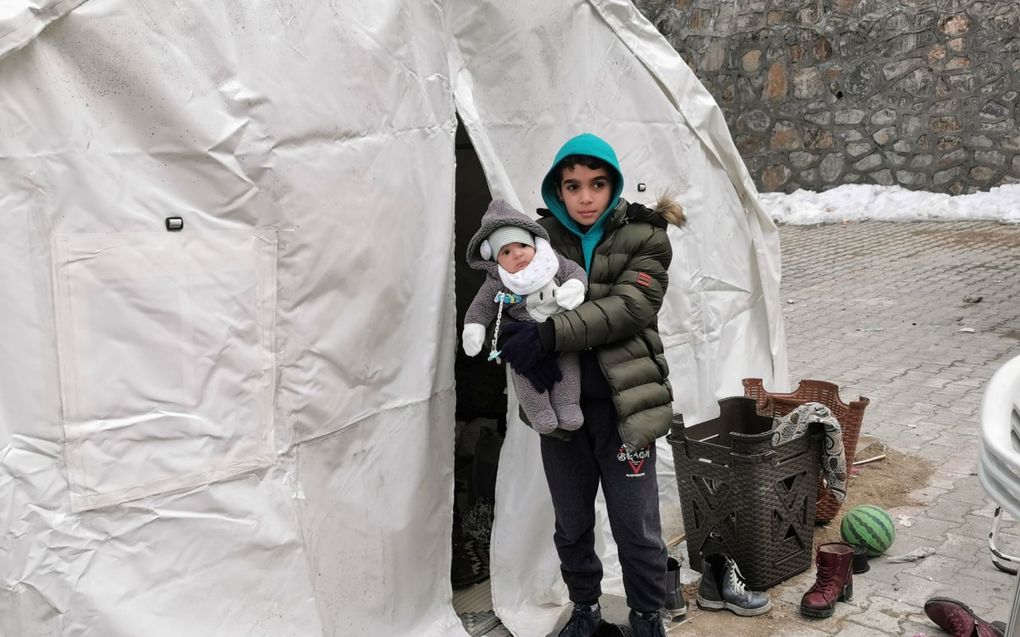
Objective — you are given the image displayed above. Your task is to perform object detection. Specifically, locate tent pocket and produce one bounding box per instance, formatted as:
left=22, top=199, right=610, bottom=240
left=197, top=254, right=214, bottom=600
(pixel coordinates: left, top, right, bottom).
left=53, top=229, right=278, bottom=511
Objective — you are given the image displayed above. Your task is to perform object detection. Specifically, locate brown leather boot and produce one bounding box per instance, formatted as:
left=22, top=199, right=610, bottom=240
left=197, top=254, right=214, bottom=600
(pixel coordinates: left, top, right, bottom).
left=799, top=542, right=854, bottom=618
left=923, top=597, right=1006, bottom=637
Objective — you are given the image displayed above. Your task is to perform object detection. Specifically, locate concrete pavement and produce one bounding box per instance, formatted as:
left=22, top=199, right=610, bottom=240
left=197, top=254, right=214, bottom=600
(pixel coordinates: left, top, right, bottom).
left=762, top=220, right=1020, bottom=636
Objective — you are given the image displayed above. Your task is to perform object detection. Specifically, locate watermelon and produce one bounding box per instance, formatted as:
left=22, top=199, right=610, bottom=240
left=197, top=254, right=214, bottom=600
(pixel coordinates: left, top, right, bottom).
left=840, top=504, right=895, bottom=556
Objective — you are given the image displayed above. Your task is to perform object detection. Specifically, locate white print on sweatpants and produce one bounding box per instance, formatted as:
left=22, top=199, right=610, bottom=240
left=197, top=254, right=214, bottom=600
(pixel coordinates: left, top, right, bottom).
left=617, top=445, right=651, bottom=478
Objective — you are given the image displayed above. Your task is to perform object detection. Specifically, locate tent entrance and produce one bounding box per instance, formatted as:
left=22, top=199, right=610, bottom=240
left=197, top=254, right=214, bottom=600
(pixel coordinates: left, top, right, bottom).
left=451, top=118, right=506, bottom=634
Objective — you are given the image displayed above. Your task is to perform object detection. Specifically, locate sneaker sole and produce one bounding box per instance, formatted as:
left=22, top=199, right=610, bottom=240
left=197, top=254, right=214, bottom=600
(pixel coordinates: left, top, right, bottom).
left=696, top=595, right=772, bottom=617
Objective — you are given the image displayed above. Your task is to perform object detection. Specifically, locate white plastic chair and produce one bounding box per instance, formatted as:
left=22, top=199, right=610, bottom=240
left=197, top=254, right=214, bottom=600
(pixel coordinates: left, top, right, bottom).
left=978, top=353, right=1020, bottom=637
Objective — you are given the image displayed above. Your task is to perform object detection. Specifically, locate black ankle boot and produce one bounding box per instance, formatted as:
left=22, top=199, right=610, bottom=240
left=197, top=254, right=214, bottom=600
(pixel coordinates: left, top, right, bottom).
left=663, top=556, right=687, bottom=620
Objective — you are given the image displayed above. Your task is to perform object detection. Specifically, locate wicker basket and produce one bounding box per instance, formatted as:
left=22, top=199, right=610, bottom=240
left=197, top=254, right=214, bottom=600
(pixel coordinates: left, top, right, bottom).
left=742, top=378, right=870, bottom=523
left=669, top=397, right=823, bottom=591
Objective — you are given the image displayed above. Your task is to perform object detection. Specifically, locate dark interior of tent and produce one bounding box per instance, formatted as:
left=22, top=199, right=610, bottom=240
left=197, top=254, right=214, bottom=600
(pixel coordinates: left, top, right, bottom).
left=452, top=118, right=505, bottom=592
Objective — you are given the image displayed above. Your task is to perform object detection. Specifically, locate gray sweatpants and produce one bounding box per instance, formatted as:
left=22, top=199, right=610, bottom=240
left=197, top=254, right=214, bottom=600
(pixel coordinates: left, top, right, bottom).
left=539, top=396, right=667, bottom=612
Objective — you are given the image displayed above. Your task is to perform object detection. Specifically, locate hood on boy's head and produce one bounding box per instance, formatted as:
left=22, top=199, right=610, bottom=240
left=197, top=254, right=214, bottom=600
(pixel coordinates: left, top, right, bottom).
left=540, top=133, right=624, bottom=233
left=465, top=199, right=549, bottom=275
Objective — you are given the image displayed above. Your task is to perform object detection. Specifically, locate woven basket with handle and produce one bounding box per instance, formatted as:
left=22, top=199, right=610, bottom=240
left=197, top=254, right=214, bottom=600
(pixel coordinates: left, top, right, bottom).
left=742, top=378, right=870, bottom=523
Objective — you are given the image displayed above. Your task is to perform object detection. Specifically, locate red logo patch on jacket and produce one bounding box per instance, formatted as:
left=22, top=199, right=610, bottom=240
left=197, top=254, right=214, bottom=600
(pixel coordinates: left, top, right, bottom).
left=635, top=272, right=652, bottom=288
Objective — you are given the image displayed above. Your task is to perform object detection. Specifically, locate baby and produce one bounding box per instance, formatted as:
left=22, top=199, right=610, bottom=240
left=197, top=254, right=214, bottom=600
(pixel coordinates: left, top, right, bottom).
left=463, top=199, right=586, bottom=434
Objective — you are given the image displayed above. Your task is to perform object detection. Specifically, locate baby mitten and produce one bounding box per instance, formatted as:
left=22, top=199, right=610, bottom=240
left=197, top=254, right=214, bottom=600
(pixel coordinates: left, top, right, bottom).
left=462, top=323, right=486, bottom=356
left=555, top=279, right=585, bottom=310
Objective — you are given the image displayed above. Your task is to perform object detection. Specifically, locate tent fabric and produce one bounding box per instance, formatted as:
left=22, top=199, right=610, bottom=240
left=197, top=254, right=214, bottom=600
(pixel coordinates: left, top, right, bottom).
left=0, top=1, right=786, bottom=635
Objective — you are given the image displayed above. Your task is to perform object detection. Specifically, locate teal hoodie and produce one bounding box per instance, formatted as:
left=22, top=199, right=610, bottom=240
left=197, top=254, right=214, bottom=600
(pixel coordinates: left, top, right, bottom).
left=540, top=133, right=624, bottom=273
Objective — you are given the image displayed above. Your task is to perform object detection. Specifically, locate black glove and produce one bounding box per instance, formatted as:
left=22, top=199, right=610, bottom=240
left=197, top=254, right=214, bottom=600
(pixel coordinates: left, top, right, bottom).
left=521, top=354, right=562, bottom=393
left=498, top=321, right=549, bottom=373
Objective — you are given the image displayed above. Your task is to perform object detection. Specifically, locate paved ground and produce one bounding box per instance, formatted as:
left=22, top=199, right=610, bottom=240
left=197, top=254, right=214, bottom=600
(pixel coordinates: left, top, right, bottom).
left=482, top=219, right=1020, bottom=636
left=760, top=220, right=1020, bottom=636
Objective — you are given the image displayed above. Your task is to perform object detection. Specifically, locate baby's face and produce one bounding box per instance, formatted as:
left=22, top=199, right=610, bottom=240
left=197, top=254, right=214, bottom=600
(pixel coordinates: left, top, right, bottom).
left=496, top=242, right=536, bottom=273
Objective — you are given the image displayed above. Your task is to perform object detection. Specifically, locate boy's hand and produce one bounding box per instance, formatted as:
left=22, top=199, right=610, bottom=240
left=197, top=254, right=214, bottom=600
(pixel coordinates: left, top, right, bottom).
left=462, top=323, right=486, bottom=356
left=498, top=322, right=549, bottom=373
left=523, top=355, right=562, bottom=393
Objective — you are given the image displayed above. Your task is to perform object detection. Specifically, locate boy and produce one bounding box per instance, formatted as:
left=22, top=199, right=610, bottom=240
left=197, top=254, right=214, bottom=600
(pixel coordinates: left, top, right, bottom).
left=498, top=133, right=684, bottom=637
left=462, top=199, right=587, bottom=434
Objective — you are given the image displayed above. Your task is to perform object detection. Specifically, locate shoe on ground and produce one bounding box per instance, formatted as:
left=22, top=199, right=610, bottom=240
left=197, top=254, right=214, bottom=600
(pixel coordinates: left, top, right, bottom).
left=695, top=553, right=772, bottom=617
left=558, top=602, right=602, bottom=637
left=800, top=542, right=853, bottom=619
left=626, top=609, right=666, bottom=637
left=923, top=596, right=1005, bottom=637
left=664, top=556, right=688, bottom=620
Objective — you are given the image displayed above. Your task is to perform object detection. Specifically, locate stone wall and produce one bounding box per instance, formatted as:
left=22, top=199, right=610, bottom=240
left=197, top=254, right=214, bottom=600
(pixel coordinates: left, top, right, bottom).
left=633, top=0, right=1020, bottom=194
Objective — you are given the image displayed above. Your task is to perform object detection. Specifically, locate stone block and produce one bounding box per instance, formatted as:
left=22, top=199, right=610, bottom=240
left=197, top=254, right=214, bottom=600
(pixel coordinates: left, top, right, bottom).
left=895, top=67, right=934, bottom=97
left=790, top=151, right=817, bottom=169
left=937, top=135, right=963, bottom=151
left=969, top=166, right=996, bottom=182
left=940, top=14, right=971, bottom=36
left=929, top=116, right=962, bottom=132
left=882, top=58, right=924, bottom=81
left=804, top=127, right=833, bottom=149
left=870, top=108, right=897, bottom=126
left=870, top=168, right=894, bottom=185
left=975, top=150, right=1006, bottom=166
left=779, top=102, right=802, bottom=118
left=804, top=110, right=832, bottom=125
left=883, top=151, right=908, bottom=166
left=770, top=120, right=801, bottom=150
left=948, top=36, right=965, bottom=52
left=847, top=142, right=873, bottom=157
left=930, top=99, right=959, bottom=116
left=934, top=166, right=965, bottom=185
left=734, top=134, right=764, bottom=154
left=893, top=140, right=912, bottom=153
left=980, top=101, right=1010, bottom=121
left=937, top=148, right=967, bottom=168
left=737, top=109, right=770, bottom=132
left=845, top=61, right=878, bottom=96
left=854, top=153, right=883, bottom=171
left=902, top=115, right=925, bottom=137
left=835, top=108, right=866, bottom=125
left=946, top=73, right=976, bottom=93
left=820, top=153, right=845, bottom=182
left=789, top=43, right=804, bottom=63
left=800, top=167, right=819, bottom=183
left=909, top=154, right=933, bottom=169
left=1013, top=155, right=1020, bottom=175
left=840, top=129, right=864, bottom=142
left=761, top=164, right=791, bottom=191
left=872, top=126, right=896, bottom=146
left=945, top=56, right=972, bottom=71
left=980, top=119, right=1017, bottom=133
left=741, top=49, right=761, bottom=72
left=814, top=36, right=832, bottom=61
left=793, top=67, right=824, bottom=98
left=763, top=61, right=787, bottom=100
left=896, top=169, right=926, bottom=186
left=928, top=44, right=947, bottom=64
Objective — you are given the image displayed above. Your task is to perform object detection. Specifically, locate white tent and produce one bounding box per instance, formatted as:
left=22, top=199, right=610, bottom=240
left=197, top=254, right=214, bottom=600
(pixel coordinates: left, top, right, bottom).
left=0, top=1, right=787, bottom=635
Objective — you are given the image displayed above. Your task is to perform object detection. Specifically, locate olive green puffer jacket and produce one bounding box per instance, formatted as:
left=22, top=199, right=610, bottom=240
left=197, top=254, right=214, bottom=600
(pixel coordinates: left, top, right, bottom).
left=538, top=198, right=675, bottom=450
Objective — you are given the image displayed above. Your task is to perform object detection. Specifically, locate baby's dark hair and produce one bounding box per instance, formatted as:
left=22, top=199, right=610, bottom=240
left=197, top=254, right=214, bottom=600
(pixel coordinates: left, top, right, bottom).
left=554, top=154, right=616, bottom=188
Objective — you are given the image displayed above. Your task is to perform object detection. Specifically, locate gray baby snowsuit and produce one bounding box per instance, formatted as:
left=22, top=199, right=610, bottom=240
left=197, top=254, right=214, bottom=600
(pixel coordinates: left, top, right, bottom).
left=463, top=200, right=587, bottom=435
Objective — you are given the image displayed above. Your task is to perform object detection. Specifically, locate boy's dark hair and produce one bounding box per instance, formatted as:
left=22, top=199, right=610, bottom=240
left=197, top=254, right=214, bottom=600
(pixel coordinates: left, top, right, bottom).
left=554, top=154, right=616, bottom=188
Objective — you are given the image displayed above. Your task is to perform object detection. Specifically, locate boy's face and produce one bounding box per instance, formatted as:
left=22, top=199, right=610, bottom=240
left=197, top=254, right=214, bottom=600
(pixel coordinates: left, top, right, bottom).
left=558, top=165, right=613, bottom=228
left=496, top=242, right=535, bottom=273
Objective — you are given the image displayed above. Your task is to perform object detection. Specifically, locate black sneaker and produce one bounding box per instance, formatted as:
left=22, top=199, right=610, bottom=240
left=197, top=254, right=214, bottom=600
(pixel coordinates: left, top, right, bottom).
left=558, top=602, right=602, bottom=637
left=626, top=609, right=666, bottom=637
